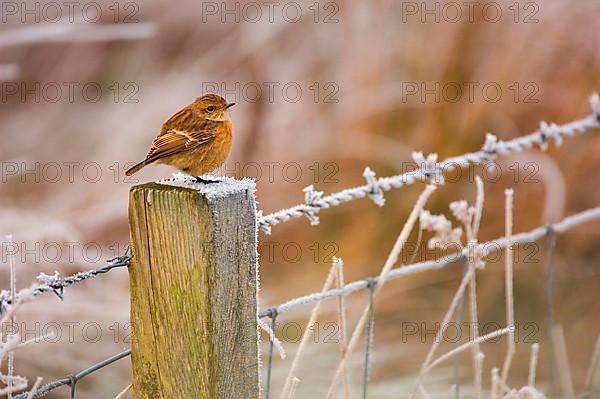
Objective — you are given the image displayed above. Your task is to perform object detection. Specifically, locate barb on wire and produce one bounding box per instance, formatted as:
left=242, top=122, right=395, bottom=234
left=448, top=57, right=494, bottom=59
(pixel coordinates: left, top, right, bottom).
left=258, top=206, right=600, bottom=318
left=257, top=94, right=600, bottom=234
left=0, top=249, right=131, bottom=314
left=363, top=167, right=386, bottom=207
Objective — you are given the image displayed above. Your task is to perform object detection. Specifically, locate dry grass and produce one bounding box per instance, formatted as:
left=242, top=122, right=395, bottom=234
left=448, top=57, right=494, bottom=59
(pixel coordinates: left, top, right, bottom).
left=1, top=0, right=600, bottom=397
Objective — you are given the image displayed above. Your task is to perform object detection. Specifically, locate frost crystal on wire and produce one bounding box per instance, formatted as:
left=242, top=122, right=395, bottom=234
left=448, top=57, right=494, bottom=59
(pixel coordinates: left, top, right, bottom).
left=363, top=167, right=385, bottom=207
left=36, top=271, right=65, bottom=299
left=412, top=152, right=444, bottom=185
left=539, top=121, right=563, bottom=147
left=36, top=271, right=60, bottom=285
left=302, top=185, right=323, bottom=226
left=482, top=133, right=499, bottom=158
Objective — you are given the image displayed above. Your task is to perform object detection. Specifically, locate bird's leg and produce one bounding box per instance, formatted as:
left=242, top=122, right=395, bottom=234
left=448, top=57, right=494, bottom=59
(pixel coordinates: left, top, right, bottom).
left=195, top=176, right=220, bottom=184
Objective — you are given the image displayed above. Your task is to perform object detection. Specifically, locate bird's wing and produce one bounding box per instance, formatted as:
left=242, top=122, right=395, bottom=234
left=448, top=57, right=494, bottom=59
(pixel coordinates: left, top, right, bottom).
left=143, top=115, right=218, bottom=163
left=156, top=107, right=196, bottom=137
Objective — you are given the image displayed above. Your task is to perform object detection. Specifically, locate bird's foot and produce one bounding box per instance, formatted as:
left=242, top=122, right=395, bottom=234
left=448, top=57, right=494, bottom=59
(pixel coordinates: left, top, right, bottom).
left=195, top=176, right=220, bottom=184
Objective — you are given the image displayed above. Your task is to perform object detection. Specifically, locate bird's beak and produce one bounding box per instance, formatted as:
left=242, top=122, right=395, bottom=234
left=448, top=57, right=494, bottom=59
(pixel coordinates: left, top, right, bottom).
left=225, top=102, right=236, bottom=109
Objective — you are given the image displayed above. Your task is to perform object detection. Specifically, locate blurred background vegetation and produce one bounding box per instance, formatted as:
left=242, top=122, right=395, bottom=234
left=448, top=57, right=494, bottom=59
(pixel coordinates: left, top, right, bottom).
left=0, top=0, right=599, bottom=397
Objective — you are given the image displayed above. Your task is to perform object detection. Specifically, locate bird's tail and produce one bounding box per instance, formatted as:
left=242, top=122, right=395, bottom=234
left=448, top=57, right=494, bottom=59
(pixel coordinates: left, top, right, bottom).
left=125, top=160, right=148, bottom=176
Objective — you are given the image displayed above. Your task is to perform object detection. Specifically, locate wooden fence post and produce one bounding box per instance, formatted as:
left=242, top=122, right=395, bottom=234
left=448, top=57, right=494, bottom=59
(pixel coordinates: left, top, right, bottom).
left=127, top=179, right=258, bottom=398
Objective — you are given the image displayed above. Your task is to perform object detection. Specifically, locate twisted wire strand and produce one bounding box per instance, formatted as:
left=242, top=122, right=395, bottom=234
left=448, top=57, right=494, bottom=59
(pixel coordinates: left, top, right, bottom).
left=0, top=251, right=131, bottom=313
left=12, top=350, right=131, bottom=399
left=258, top=206, right=600, bottom=318
left=258, top=97, right=600, bottom=234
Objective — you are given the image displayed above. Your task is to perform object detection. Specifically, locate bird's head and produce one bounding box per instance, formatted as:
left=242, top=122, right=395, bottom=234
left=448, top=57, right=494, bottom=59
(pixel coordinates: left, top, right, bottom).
left=193, top=94, right=235, bottom=122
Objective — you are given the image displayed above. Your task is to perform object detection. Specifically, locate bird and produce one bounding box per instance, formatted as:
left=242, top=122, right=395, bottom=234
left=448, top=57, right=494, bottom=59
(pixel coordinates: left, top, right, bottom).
left=125, top=94, right=235, bottom=183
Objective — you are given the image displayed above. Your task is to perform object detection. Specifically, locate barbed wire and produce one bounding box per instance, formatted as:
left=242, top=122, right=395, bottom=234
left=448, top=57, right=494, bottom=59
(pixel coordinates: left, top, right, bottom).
left=0, top=249, right=131, bottom=314
left=257, top=94, right=600, bottom=234
left=5, top=96, right=596, bottom=313
left=258, top=206, right=600, bottom=318
left=2, top=96, right=598, bottom=396
left=12, top=349, right=131, bottom=399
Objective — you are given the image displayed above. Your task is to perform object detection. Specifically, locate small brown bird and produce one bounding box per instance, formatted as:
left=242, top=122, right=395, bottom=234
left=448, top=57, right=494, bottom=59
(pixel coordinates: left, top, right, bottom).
left=125, top=94, right=235, bottom=183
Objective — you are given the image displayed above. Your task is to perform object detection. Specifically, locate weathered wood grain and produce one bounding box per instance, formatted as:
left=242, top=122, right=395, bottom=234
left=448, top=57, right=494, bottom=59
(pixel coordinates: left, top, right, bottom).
left=128, top=181, right=258, bottom=398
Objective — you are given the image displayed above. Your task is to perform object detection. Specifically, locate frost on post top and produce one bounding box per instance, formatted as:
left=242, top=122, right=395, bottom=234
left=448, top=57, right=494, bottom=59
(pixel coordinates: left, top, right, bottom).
left=156, top=173, right=256, bottom=200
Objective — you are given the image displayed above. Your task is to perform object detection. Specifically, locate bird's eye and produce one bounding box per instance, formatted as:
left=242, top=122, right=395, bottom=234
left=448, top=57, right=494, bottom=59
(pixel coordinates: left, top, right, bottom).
left=206, top=106, right=215, bottom=113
